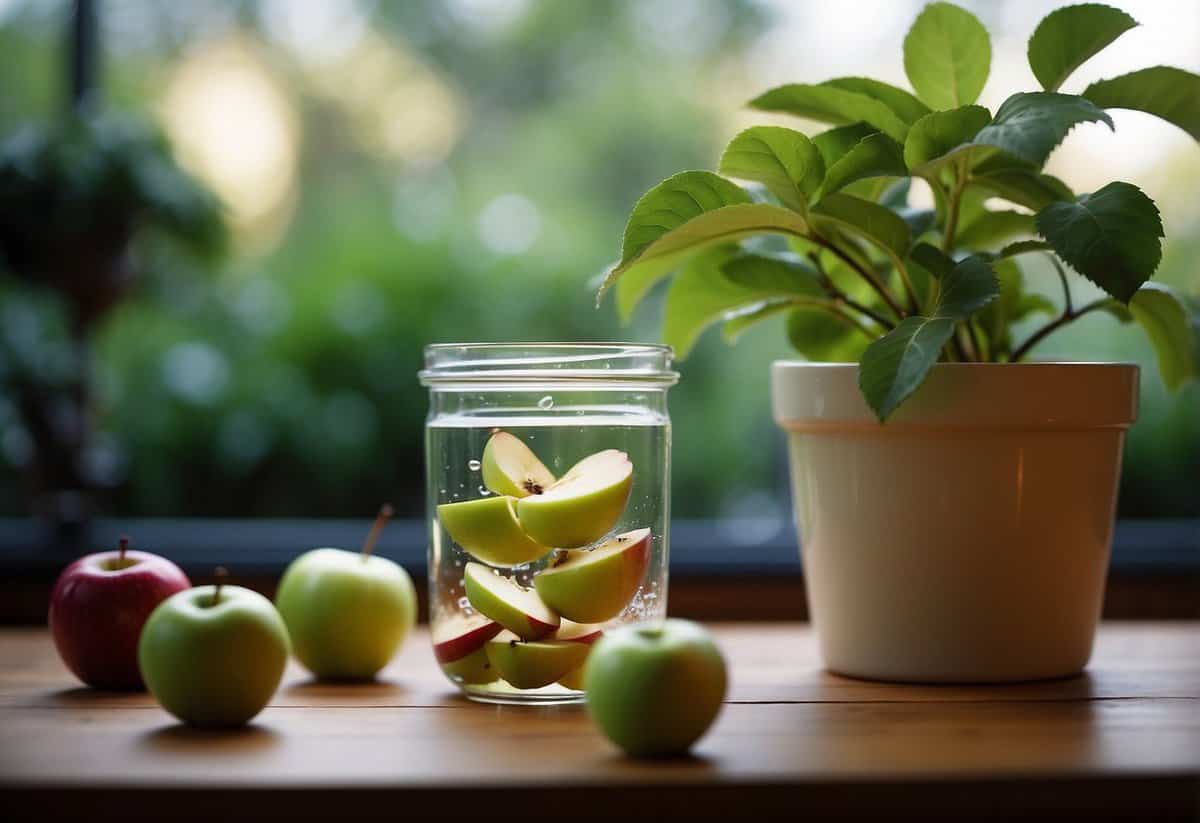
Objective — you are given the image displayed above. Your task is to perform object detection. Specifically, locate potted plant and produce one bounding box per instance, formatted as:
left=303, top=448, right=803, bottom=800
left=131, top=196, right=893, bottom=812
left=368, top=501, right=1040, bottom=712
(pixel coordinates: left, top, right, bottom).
left=598, top=3, right=1198, bottom=681
left=0, top=111, right=224, bottom=526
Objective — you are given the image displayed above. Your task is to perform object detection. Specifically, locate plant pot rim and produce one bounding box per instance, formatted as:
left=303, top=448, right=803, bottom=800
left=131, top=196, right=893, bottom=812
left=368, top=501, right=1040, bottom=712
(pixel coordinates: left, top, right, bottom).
left=772, top=361, right=1139, bottom=430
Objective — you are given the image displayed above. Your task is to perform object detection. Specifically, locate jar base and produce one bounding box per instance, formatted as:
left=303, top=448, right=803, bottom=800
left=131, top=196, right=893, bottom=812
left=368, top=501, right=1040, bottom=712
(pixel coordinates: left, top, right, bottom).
left=461, top=686, right=585, bottom=706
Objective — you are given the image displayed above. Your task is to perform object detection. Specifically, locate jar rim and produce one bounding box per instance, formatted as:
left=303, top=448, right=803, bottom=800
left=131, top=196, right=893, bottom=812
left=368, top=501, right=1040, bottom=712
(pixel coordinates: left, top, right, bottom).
left=419, top=342, right=679, bottom=386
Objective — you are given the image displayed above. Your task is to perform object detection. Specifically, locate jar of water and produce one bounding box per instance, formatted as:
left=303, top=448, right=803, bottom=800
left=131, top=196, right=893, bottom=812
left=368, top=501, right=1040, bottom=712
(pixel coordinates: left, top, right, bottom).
left=419, top=343, right=676, bottom=704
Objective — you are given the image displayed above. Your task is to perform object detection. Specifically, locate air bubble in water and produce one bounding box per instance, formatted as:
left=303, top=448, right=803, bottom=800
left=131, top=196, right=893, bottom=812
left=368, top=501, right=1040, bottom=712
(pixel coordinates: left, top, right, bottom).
left=457, top=596, right=470, bottom=610
left=537, top=395, right=554, bottom=410
left=467, top=459, right=481, bottom=471
left=478, top=485, right=490, bottom=496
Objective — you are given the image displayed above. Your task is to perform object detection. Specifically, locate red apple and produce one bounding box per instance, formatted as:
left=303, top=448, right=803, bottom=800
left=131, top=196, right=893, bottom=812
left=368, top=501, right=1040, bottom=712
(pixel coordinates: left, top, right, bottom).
left=48, top=538, right=191, bottom=690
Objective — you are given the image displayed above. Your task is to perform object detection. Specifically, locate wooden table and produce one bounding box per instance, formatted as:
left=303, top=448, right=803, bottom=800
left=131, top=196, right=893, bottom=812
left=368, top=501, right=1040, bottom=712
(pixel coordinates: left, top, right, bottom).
left=1, top=623, right=1198, bottom=820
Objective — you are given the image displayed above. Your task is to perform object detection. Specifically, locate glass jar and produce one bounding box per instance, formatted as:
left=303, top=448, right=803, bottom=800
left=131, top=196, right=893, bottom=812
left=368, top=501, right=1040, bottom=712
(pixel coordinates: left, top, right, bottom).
left=419, top=343, right=677, bottom=704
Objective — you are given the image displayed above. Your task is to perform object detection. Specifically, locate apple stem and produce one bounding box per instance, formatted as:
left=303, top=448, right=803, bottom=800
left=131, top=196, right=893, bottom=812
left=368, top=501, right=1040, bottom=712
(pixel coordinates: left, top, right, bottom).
left=118, top=535, right=129, bottom=563
left=212, top=566, right=228, bottom=606
left=361, top=504, right=394, bottom=558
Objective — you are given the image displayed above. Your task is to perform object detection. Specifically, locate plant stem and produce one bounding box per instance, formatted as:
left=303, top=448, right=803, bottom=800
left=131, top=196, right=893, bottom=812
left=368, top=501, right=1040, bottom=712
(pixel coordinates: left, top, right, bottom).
left=118, top=535, right=128, bottom=563
left=941, top=161, right=968, bottom=253
left=1011, top=298, right=1109, bottom=361
left=1050, top=256, right=1073, bottom=314
left=361, top=503, right=394, bottom=558
left=808, top=253, right=895, bottom=331
left=967, top=318, right=985, bottom=361
left=212, top=566, right=227, bottom=607
left=816, top=241, right=907, bottom=321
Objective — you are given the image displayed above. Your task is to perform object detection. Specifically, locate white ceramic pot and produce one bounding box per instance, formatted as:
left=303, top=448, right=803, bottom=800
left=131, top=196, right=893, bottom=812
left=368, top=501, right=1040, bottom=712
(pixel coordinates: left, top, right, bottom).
left=772, top=362, right=1139, bottom=683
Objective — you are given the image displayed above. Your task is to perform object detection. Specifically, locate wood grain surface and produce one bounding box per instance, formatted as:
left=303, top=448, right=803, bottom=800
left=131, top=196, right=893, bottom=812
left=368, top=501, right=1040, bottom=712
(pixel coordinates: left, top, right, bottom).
left=1, top=623, right=1197, bottom=820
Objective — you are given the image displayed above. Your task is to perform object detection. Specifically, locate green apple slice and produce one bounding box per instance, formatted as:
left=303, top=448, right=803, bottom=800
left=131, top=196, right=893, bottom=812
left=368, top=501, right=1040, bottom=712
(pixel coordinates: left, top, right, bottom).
left=534, top=528, right=651, bottom=623
left=440, top=645, right=499, bottom=685
left=485, top=631, right=590, bottom=689
left=481, top=431, right=556, bottom=498
left=437, top=496, right=551, bottom=566
left=463, top=562, right=559, bottom=640
left=554, top=619, right=604, bottom=645
left=516, top=450, right=633, bottom=548
left=558, top=664, right=586, bottom=691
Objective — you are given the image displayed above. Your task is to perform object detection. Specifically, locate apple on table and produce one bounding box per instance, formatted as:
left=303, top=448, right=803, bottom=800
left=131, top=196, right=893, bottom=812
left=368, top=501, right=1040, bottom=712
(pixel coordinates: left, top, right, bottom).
left=276, top=504, right=418, bottom=681
left=48, top=536, right=191, bottom=690
left=139, top=568, right=290, bottom=728
left=585, top=619, right=727, bottom=757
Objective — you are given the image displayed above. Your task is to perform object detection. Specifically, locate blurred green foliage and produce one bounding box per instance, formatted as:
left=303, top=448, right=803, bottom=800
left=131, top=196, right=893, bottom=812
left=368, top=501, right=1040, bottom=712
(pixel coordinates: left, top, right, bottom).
left=0, top=0, right=1194, bottom=520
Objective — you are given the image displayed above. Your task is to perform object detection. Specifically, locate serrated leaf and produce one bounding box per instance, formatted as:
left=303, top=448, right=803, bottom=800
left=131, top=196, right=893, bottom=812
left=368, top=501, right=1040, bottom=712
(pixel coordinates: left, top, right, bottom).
left=822, top=77, right=932, bottom=124
left=994, top=239, right=1052, bottom=259
left=903, top=2, right=991, bottom=110
left=812, top=123, right=878, bottom=169
left=1028, top=4, right=1138, bottom=93
left=904, top=105, right=991, bottom=174
left=719, top=126, right=824, bottom=212
left=787, top=306, right=871, bottom=362
left=749, top=84, right=910, bottom=143
left=973, top=92, right=1113, bottom=168
left=971, top=168, right=1074, bottom=210
left=910, top=243, right=956, bottom=279
left=858, top=255, right=998, bottom=419
left=1128, top=283, right=1197, bottom=389
left=811, top=192, right=911, bottom=264
left=956, top=209, right=1036, bottom=250
left=1036, top=181, right=1163, bottom=302
left=1084, top=66, right=1200, bottom=141
left=816, top=134, right=907, bottom=200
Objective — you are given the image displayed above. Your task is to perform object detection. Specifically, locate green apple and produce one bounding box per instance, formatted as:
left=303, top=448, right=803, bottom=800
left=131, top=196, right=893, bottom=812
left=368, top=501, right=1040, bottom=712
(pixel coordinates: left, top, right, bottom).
left=275, top=505, right=417, bottom=680
left=138, top=580, right=290, bottom=728
left=584, top=619, right=727, bottom=757
left=433, top=614, right=503, bottom=685
left=534, top=528, right=650, bottom=623
left=463, top=562, right=559, bottom=640
left=481, top=431, right=555, bottom=497
left=517, top=449, right=633, bottom=548
left=437, top=496, right=551, bottom=567
left=485, top=631, right=590, bottom=689
left=554, top=620, right=604, bottom=691
left=276, top=549, right=416, bottom=680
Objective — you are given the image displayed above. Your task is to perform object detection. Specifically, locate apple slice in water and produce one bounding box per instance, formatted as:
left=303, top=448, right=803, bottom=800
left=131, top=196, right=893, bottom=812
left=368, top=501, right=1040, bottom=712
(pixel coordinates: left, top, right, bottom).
left=441, top=646, right=499, bottom=685
left=534, top=528, right=651, bottom=623
left=432, top=614, right=503, bottom=664
left=463, top=562, right=559, bottom=640
left=437, top=496, right=551, bottom=567
left=481, top=431, right=556, bottom=498
left=555, top=619, right=604, bottom=645
left=485, top=631, right=590, bottom=690
left=516, top=450, right=633, bottom=548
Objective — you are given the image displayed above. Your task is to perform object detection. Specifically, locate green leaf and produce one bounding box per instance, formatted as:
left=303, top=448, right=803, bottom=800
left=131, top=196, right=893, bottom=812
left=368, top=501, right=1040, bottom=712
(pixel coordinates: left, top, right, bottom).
left=910, top=243, right=956, bottom=279
left=721, top=252, right=824, bottom=297
left=811, top=193, right=911, bottom=264
left=1128, top=283, right=1198, bottom=389
left=822, top=77, right=932, bottom=124
left=956, top=209, right=1036, bottom=250
left=858, top=255, right=998, bottom=420
left=994, top=239, right=1052, bottom=259
left=718, top=126, right=824, bottom=213
left=971, top=168, right=1074, bottom=210
left=722, top=299, right=799, bottom=343
left=787, top=306, right=871, bottom=362
left=663, top=249, right=830, bottom=357
left=812, top=123, right=878, bottom=169
left=749, top=84, right=910, bottom=143
left=880, top=179, right=911, bottom=209
left=975, top=258, right=1054, bottom=357
left=1084, top=66, right=1200, bottom=141
left=904, top=105, right=991, bottom=174
left=974, top=92, right=1113, bottom=168
left=1028, top=4, right=1138, bottom=93
left=816, top=134, right=907, bottom=200
left=1036, top=181, right=1163, bottom=302
left=903, top=2, right=991, bottom=110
